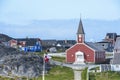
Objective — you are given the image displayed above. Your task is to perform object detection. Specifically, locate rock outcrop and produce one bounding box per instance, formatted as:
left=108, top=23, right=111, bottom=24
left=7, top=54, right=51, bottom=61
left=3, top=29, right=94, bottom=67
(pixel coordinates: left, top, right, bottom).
left=0, top=44, right=50, bottom=78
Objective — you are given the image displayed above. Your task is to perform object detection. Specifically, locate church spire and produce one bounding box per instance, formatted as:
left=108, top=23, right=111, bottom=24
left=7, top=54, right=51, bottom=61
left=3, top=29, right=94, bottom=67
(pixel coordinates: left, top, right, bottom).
left=77, top=19, right=85, bottom=43
left=77, top=19, right=85, bottom=34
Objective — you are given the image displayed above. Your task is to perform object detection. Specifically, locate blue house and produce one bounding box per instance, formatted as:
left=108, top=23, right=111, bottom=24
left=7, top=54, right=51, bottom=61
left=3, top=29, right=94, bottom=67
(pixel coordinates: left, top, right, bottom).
left=17, top=38, right=42, bottom=52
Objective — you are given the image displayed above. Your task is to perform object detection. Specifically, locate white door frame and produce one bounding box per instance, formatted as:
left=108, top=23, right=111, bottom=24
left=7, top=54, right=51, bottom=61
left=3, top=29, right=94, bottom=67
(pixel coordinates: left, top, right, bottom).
left=74, top=51, right=85, bottom=64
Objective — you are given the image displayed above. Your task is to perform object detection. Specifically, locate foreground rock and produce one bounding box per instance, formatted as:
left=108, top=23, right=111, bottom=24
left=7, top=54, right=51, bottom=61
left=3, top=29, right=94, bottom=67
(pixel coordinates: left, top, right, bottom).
left=0, top=44, right=50, bottom=78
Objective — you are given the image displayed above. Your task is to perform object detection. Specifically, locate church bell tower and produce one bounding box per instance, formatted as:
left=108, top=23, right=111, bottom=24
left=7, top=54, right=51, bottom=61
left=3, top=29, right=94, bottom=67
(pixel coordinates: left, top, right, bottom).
left=77, top=19, right=85, bottom=43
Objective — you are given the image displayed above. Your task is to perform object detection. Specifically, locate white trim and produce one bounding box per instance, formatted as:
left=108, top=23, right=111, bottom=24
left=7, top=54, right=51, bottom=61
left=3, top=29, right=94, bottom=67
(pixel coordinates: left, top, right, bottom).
left=74, top=51, right=85, bottom=64
left=66, top=43, right=80, bottom=52
left=66, top=43, right=96, bottom=63
left=66, top=43, right=97, bottom=52
left=66, top=42, right=106, bottom=63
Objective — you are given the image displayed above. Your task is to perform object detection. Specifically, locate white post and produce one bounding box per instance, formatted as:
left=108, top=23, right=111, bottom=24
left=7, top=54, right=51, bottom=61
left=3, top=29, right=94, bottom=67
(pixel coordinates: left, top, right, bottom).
left=87, top=67, right=89, bottom=80
left=72, top=66, right=86, bottom=80
left=73, top=69, right=82, bottom=80
left=42, top=54, right=45, bottom=80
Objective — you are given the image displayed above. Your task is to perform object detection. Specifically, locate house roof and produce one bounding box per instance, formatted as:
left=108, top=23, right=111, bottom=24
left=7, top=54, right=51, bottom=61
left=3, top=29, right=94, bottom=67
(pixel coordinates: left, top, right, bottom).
left=106, top=33, right=117, bottom=39
left=105, top=33, right=117, bottom=43
left=66, top=42, right=105, bottom=53
left=17, top=38, right=41, bottom=46
left=85, top=42, right=104, bottom=51
left=97, top=41, right=113, bottom=52
left=77, top=19, right=85, bottom=34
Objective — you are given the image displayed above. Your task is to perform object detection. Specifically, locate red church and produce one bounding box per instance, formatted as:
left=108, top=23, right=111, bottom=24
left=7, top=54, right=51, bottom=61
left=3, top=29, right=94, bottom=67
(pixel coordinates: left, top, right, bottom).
left=66, top=19, right=105, bottom=64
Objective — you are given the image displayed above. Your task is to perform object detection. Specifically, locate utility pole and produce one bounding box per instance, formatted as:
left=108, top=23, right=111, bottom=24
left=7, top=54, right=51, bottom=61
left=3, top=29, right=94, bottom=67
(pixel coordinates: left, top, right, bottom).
left=42, top=54, right=45, bottom=80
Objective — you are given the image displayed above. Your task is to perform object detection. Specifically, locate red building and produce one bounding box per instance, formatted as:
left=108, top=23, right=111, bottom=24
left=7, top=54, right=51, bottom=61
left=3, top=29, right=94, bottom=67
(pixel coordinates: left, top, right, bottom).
left=8, top=39, right=18, bottom=48
left=66, top=19, right=105, bottom=64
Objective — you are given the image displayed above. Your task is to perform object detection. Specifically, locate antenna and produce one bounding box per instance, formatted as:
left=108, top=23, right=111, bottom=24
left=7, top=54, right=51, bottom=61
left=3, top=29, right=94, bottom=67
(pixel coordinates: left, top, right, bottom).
left=80, top=13, right=82, bottom=19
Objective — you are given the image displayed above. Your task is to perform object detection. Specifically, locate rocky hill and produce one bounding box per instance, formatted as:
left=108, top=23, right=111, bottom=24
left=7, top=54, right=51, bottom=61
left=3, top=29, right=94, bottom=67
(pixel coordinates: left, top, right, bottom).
left=0, top=33, right=13, bottom=42
left=0, top=43, right=50, bottom=78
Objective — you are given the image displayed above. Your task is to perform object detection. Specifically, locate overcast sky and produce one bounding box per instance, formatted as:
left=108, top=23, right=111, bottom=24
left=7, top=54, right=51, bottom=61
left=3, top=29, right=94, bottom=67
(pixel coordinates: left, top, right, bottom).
left=0, top=0, right=120, bottom=40
left=0, top=0, right=120, bottom=24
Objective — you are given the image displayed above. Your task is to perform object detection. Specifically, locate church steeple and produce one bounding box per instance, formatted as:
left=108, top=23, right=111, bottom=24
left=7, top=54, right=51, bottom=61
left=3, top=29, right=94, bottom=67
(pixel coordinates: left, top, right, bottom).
left=77, top=19, right=85, bottom=34
left=77, top=19, right=85, bottom=43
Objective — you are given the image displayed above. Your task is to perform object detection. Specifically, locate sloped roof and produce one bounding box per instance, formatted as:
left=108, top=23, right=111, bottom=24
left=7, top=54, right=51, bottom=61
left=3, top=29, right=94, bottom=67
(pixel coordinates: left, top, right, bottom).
left=77, top=19, right=85, bottom=34
left=85, top=42, right=104, bottom=51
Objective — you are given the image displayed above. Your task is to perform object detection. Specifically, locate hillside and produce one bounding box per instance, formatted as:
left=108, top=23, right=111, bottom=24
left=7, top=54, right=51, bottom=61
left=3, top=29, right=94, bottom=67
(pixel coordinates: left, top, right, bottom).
left=0, top=33, right=13, bottom=42
left=0, top=43, right=50, bottom=78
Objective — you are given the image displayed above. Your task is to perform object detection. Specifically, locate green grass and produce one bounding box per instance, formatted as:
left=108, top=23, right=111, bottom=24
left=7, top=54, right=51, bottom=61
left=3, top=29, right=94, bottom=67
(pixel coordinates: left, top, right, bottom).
left=82, top=67, right=88, bottom=80
left=34, top=51, right=46, bottom=56
left=89, top=71, right=120, bottom=80
left=39, top=66, right=74, bottom=80
left=1, top=66, right=120, bottom=80
left=51, top=56, right=66, bottom=62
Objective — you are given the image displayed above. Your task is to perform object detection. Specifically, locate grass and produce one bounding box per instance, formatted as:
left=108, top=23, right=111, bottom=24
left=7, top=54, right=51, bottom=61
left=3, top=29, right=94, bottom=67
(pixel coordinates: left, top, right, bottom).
left=52, top=56, right=66, bottom=62
left=40, top=66, right=74, bottom=80
left=81, top=67, right=88, bottom=80
left=89, top=71, right=120, bottom=80
left=34, top=51, right=46, bottom=56
left=1, top=66, right=120, bottom=80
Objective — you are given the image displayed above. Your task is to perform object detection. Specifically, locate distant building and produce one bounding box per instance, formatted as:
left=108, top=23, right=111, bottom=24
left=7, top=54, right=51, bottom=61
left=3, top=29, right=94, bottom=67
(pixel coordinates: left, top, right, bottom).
left=56, top=40, right=76, bottom=52
left=114, top=37, right=120, bottom=53
left=105, top=33, right=117, bottom=44
left=42, top=39, right=76, bottom=51
left=97, top=33, right=117, bottom=52
left=111, top=37, right=120, bottom=64
left=8, top=39, right=18, bottom=48
left=66, top=19, right=105, bottom=64
left=17, top=38, right=42, bottom=52
left=97, top=41, right=113, bottom=52
left=41, top=39, right=57, bottom=50
left=56, top=40, right=76, bottom=48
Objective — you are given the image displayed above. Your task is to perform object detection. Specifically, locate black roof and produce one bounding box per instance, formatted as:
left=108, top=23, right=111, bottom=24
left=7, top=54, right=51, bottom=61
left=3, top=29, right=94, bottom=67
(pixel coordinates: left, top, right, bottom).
left=106, top=33, right=117, bottom=39
left=77, top=19, right=85, bottom=34
left=85, top=42, right=104, bottom=51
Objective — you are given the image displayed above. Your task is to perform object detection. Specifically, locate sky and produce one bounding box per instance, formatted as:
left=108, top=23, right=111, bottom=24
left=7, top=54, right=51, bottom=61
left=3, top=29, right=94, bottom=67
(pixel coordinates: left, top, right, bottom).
left=0, top=0, right=120, bottom=41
